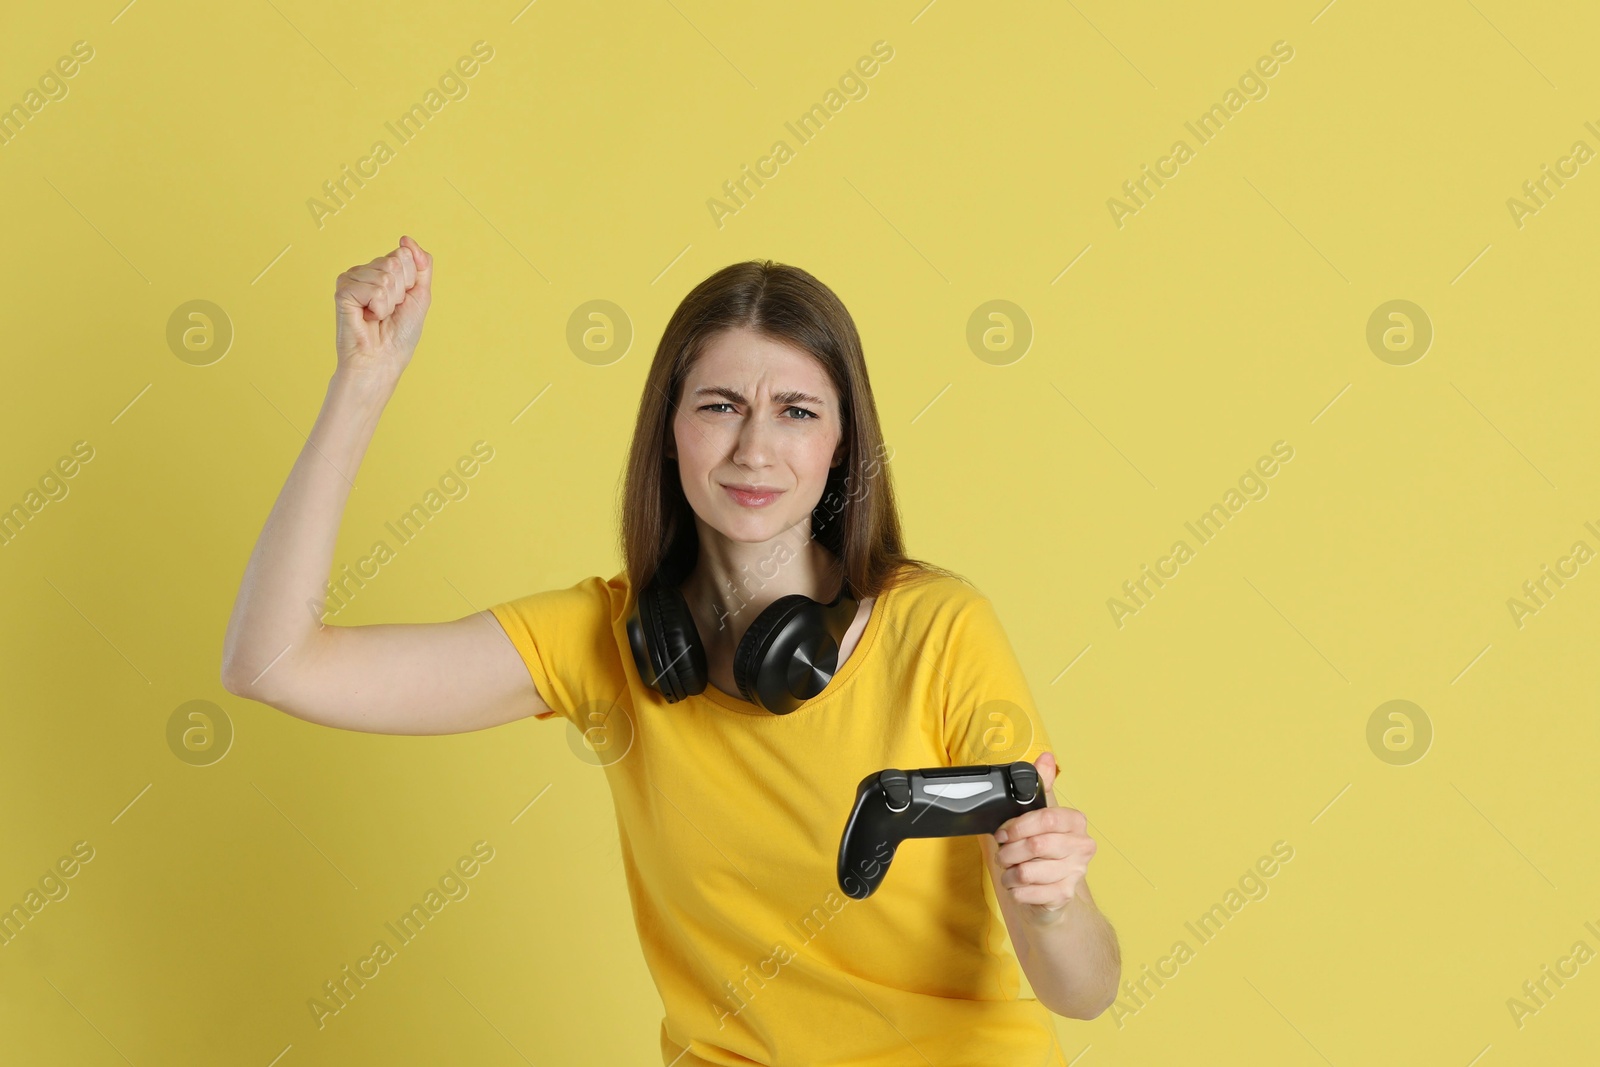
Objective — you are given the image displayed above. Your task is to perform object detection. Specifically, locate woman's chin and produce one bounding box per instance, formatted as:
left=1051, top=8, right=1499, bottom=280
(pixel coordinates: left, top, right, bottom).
left=704, top=510, right=795, bottom=544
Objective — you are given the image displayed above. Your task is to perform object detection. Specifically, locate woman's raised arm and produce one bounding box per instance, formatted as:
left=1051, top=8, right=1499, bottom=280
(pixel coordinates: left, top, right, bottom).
left=219, top=237, right=550, bottom=734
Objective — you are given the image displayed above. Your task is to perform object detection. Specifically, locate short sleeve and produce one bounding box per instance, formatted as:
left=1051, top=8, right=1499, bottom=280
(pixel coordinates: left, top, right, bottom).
left=488, top=575, right=621, bottom=726
left=939, top=593, right=1056, bottom=770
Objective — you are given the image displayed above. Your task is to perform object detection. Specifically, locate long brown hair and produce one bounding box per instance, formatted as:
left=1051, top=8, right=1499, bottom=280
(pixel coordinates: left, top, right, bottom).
left=617, top=260, right=962, bottom=600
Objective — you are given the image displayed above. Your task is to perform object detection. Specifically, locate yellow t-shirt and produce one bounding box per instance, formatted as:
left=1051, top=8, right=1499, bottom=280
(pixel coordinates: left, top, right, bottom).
left=490, top=564, right=1067, bottom=1067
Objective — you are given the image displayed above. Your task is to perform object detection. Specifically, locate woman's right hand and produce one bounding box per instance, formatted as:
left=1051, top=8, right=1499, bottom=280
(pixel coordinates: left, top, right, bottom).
left=334, top=235, right=434, bottom=380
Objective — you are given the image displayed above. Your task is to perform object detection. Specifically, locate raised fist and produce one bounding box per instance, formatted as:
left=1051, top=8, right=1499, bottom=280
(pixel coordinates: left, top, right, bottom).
left=334, top=235, right=433, bottom=379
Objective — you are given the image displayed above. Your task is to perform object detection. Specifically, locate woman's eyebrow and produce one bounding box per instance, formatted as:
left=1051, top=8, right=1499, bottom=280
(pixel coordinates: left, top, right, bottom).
left=693, top=386, right=826, bottom=407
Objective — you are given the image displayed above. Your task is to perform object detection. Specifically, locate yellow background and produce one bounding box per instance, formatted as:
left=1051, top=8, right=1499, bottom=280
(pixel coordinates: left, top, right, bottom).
left=2, top=0, right=1597, bottom=1063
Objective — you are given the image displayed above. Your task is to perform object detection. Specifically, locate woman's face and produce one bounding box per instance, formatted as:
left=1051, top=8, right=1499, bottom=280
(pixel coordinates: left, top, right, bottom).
left=669, top=327, right=844, bottom=545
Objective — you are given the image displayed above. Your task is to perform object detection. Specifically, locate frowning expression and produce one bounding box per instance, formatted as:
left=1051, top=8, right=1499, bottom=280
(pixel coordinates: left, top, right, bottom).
left=669, top=327, right=844, bottom=543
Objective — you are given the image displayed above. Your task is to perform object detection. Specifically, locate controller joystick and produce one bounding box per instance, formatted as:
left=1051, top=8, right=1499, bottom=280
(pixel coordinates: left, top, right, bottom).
left=836, top=761, right=1048, bottom=900
left=879, top=770, right=911, bottom=812
left=1006, top=762, right=1039, bottom=804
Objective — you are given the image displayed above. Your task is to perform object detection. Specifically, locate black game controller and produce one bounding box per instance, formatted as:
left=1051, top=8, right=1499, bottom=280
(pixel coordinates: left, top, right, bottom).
left=836, top=761, right=1046, bottom=900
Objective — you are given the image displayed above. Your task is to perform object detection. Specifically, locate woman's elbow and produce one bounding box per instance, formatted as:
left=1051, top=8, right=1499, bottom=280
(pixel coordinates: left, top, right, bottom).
left=1043, top=988, right=1118, bottom=1020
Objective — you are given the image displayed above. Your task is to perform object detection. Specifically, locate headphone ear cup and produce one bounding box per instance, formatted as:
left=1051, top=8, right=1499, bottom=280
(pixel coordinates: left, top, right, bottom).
left=734, top=595, right=831, bottom=710
left=649, top=582, right=707, bottom=702
left=732, top=602, right=780, bottom=704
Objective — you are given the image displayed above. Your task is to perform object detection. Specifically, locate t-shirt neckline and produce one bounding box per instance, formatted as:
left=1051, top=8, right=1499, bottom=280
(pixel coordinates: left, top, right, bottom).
left=697, top=578, right=894, bottom=716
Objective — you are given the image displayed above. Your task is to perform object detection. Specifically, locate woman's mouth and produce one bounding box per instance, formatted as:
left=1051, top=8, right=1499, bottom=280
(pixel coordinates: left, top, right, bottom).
left=723, top=484, right=783, bottom=508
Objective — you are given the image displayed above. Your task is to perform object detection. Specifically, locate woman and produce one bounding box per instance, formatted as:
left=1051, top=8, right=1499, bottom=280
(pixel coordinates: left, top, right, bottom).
left=221, top=236, right=1120, bottom=1065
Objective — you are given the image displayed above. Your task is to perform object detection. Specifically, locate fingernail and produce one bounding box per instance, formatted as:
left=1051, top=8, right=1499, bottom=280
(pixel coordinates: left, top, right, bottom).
left=995, top=829, right=1008, bottom=843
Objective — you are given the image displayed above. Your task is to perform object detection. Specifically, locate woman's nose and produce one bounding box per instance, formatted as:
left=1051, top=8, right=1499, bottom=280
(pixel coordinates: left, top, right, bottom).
left=731, top=413, right=774, bottom=466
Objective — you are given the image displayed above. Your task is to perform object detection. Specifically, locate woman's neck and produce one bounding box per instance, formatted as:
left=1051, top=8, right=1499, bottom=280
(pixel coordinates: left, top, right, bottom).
left=679, top=525, right=844, bottom=645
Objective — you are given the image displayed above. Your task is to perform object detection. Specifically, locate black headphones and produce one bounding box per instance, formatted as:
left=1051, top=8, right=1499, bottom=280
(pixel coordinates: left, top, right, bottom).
left=626, top=570, right=860, bottom=715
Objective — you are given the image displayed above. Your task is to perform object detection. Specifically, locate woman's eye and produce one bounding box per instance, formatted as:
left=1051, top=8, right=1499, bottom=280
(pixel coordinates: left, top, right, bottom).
left=699, top=402, right=817, bottom=420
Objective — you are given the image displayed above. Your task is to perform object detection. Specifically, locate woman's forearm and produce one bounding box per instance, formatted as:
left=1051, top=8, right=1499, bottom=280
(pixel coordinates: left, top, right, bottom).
left=1015, top=884, right=1121, bottom=1019
left=220, top=366, right=398, bottom=698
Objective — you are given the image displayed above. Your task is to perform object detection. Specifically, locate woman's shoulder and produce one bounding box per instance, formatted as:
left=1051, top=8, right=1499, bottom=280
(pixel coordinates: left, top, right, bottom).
left=880, top=562, right=990, bottom=618
left=492, top=571, right=631, bottom=628
left=879, top=565, right=1025, bottom=661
